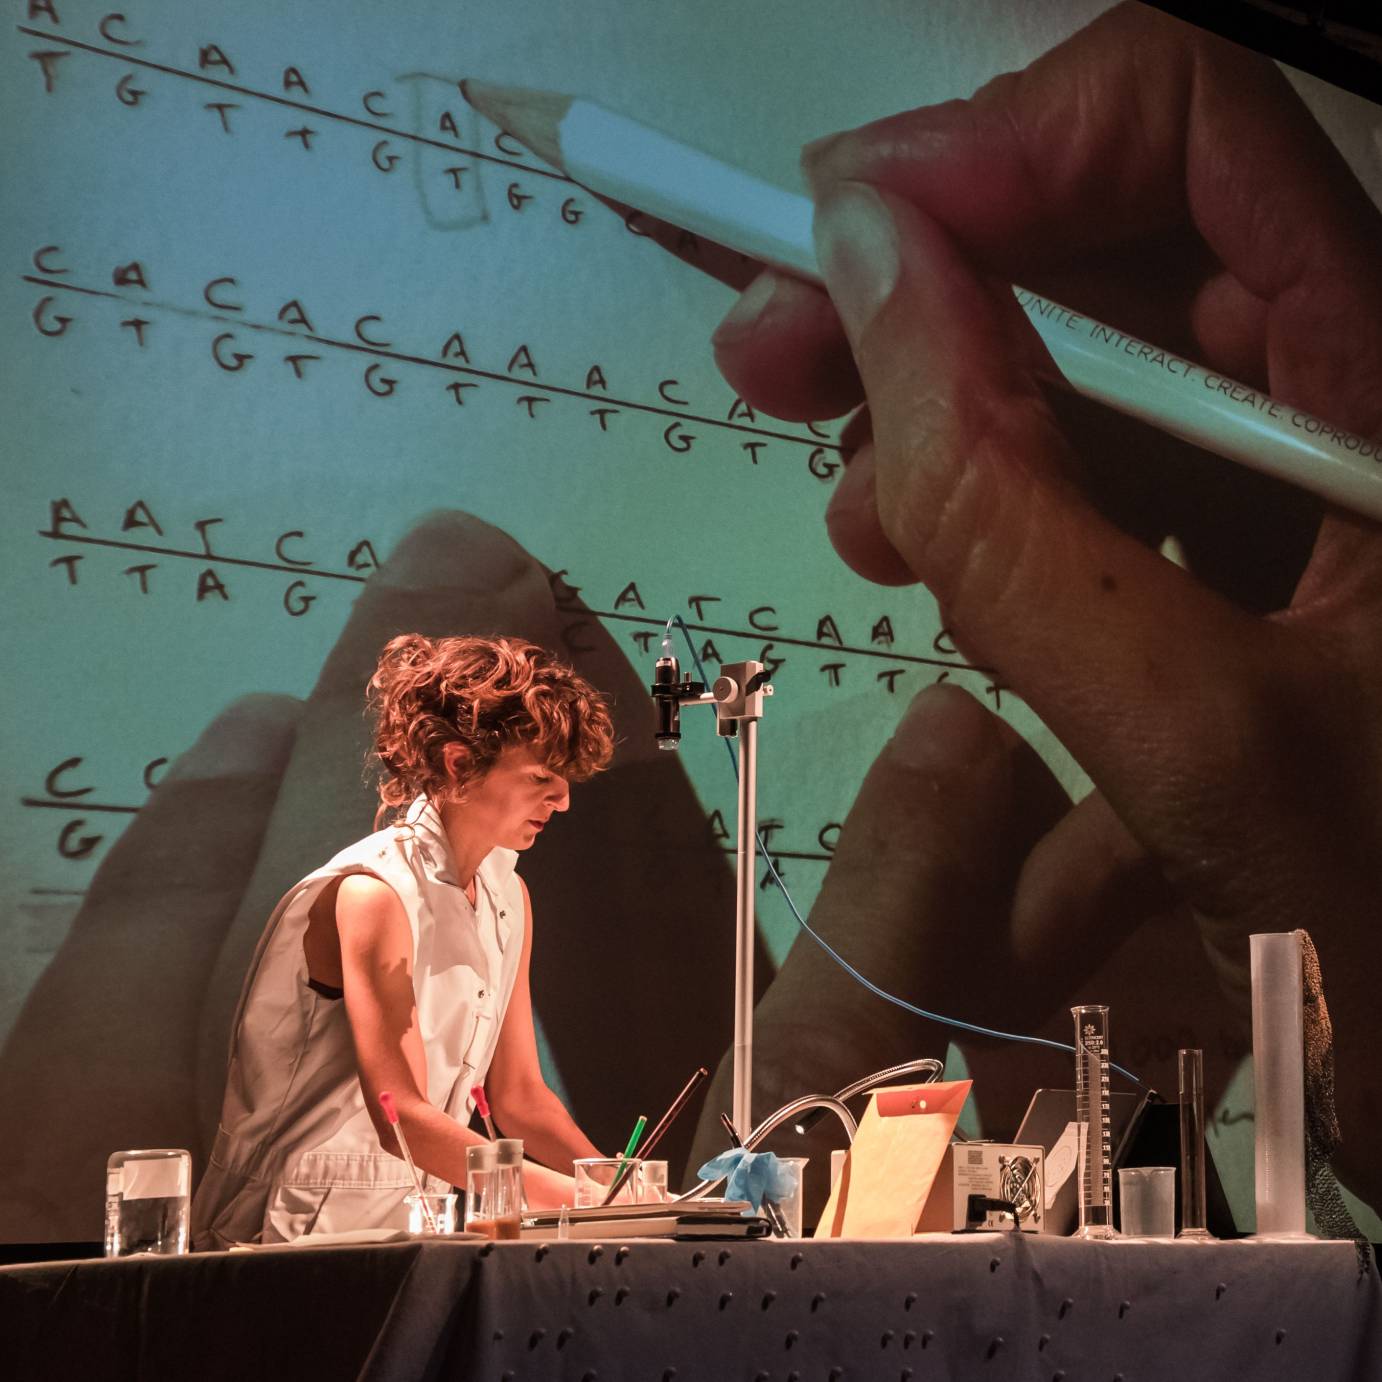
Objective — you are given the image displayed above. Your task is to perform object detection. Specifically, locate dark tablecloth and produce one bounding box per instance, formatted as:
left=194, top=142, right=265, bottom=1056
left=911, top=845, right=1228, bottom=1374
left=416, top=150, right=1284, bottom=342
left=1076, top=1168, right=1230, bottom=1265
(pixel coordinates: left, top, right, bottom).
left=3, top=1233, right=1378, bottom=1381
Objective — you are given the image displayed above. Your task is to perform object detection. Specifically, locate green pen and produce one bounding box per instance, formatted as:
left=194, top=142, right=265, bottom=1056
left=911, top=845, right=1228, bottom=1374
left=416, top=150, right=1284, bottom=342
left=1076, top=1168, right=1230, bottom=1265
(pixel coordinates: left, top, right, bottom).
left=600, top=1114, right=648, bottom=1206
left=622, top=1114, right=648, bottom=1160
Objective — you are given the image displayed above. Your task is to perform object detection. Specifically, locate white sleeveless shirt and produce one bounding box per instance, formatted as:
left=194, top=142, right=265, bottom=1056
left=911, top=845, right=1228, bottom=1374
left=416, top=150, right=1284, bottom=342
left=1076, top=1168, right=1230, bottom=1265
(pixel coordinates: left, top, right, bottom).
left=192, top=797, right=526, bottom=1248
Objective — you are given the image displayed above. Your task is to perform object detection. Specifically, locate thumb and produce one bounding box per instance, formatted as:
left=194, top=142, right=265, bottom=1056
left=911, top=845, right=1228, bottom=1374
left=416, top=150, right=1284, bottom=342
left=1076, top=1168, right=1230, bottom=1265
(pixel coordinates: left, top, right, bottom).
left=809, top=180, right=1266, bottom=828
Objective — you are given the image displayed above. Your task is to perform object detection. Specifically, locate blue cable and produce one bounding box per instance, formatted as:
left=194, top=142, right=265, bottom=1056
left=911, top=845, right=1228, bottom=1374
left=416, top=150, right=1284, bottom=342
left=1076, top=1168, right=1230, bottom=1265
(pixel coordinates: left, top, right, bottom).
left=665, top=615, right=1148, bottom=1090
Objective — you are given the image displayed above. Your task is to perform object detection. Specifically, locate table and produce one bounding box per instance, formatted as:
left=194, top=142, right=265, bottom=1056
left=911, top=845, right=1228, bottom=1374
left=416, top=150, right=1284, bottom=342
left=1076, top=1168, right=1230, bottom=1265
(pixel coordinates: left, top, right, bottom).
left=3, top=1234, right=1378, bottom=1381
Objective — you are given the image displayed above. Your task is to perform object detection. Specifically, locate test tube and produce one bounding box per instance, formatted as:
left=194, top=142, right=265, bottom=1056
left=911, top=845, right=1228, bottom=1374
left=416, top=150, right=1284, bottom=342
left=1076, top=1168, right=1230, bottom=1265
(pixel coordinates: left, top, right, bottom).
left=1177, top=1048, right=1215, bottom=1241
left=1071, top=1004, right=1119, bottom=1239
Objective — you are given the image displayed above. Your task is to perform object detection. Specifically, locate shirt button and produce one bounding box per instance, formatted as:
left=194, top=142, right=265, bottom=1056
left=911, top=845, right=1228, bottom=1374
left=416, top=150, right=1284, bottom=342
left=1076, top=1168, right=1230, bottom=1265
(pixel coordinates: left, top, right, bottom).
left=478, top=988, right=487, bottom=999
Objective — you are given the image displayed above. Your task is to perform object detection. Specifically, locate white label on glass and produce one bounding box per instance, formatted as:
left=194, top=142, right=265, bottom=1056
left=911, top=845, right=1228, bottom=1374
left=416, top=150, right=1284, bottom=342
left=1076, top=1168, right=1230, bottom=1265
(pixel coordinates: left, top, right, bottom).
left=1044, top=1122, right=1081, bottom=1209
left=121, top=1156, right=189, bottom=1200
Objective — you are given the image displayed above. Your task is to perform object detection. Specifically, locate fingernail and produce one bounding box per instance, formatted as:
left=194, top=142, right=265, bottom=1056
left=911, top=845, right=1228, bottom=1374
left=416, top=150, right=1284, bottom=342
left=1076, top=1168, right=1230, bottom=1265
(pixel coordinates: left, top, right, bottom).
left=812, top=183, right=900, bottom=344
left=887, top=684, right=992, bottom=773
left=801, top=130, right=846, bottom=177
left=711, top=270, right=780, bottom=347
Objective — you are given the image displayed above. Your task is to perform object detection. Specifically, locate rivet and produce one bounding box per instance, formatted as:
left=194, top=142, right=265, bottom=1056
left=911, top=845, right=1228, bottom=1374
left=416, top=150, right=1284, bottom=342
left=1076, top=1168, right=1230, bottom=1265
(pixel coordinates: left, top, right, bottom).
left=881, top=1330, right=895, bottom=1348
left=921, top=1330, right=935, bottom=1349
left=587, top=1246, right=603, bottom=1263
left=784, top=1331, right=799, bottom=1350
left=1216, top=1282, right=1228, bottom=1300
left=1114, top=1374, right=1125, bottom=1381
left=1054, top=1373, right=1067, bottom=1382
left=662, top=1372, right=676, bottom=1382
left=829, top=1369, right=845, bottom=1382
left=787, top=1373, right=800, bottom=1382
left=615, top=1246, right=632, bottom=1264
left=989, top=1257, right=1001, bottom=1273
left=491, top=1330, right=504, bottom=1343
left=904, top=1292, right=918, bottom=1311
left=811, top=1292, right=827, bottom=1312
left=534, top=1245, right=549, bottom=1262
left=902, top=1331, right=915, bottom=1349
left=666, top=1288, right=681, bottom=1307
left=587, top=1288, right=603, bottom=1305
left=987, top=1337, right=1004, bottom=1360
left=719, top=1249, right=733, bottom=1265
left=1038, top=1334, right=1050, bottom=1352
left=557, top=1328, right=574, bottom=1349
left=1118, top=1300, right=1131, bottom=1319
left=581, top=1373, right=597, bottom=1382
left=719, top=1291, right=734, bottom=1310
left=754, top=1374, right=770, bottom=1382
left=615, top=1287, right=631, bottom=1305
left=1276, top=1329, right=1287, bottom=1345
left=900, top=1372, right=913, bottom=1382
left=501, top=1373, right=514, bottom=1382
left=761, top=1291, right=777, bottom=1310
left=790, top=1251, right=805, bottom=1270
left=692, top=1250, right=706, bottom=1267
left=1058, top=1298, right=1074, bottom=1319
left=528, top=1329, right=546, bottom=1349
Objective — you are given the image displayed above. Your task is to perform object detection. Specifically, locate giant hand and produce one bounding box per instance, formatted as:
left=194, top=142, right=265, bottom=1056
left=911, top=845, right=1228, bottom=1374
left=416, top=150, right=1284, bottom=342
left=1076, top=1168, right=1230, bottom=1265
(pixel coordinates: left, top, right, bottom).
left=695, top=4, right=1382, bottom=1210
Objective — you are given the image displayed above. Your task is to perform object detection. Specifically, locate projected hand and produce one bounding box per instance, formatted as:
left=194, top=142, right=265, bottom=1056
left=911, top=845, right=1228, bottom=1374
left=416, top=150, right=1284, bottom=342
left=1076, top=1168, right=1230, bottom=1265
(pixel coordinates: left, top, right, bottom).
left=708, top=3, right=1382, bottom=1201
left=0, top=511, right=736, bottom=1239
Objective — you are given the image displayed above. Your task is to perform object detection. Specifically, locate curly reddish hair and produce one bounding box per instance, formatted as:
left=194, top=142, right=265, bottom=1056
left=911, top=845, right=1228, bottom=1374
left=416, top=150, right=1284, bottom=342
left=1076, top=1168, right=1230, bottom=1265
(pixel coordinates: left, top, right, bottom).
left=367, top=634, right=614, bottom=818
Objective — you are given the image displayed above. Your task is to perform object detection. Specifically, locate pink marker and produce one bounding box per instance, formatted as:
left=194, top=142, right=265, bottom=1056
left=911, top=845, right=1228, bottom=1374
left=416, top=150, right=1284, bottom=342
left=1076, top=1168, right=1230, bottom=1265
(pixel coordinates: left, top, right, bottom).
left=379, top=1090, right=437, bottom=1233
left=471, top=1085, right=497, bottom=1140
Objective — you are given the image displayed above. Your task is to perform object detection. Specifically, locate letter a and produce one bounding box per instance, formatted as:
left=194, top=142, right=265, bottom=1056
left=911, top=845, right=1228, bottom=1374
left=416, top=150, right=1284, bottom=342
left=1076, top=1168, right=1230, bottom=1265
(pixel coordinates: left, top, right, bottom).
left=506, top=344, right=537, bottom=377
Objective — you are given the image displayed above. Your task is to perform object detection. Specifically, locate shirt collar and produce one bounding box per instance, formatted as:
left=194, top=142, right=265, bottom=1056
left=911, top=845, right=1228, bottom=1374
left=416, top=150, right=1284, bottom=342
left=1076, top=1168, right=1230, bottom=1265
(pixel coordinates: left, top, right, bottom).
left=397, top=796, right=519, bottom=891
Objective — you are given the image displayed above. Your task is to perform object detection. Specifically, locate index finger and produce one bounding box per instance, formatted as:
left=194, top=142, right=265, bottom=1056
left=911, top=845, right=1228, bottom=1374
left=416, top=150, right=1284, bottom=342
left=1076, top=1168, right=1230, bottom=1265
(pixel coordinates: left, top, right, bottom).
left=804, top=1, right=1382, bottom=436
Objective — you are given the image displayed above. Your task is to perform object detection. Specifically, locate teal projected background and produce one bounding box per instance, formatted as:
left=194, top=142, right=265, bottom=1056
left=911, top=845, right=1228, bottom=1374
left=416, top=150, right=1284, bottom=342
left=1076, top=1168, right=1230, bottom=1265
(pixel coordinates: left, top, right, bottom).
left=3, top=0, right=1380, bottom=1240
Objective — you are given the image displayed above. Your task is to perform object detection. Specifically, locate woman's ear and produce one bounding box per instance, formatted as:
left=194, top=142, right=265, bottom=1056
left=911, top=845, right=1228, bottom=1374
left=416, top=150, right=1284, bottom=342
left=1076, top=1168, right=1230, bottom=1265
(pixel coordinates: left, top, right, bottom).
left=440, top=742, right=466, bottom=795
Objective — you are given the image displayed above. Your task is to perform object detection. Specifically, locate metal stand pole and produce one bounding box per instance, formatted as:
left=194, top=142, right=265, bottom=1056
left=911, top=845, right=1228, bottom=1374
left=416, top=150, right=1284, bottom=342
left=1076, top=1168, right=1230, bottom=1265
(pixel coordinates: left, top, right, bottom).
left=733, top=717, right=758, bottom=1138
left=651, top=650, right=770, bottom=1142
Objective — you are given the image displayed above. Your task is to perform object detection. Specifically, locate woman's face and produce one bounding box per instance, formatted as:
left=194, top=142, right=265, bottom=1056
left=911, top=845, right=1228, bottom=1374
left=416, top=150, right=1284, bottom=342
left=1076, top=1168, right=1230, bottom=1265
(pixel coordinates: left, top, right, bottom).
left=451, top=743, right=571, bottom=850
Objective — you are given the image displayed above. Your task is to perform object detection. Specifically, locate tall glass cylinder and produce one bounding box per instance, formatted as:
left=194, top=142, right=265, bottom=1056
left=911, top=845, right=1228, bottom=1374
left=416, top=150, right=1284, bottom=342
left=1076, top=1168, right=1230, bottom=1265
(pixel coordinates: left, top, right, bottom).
left=1177, top=1048, right=1215, bottom=1240
left=1250, top=932, right=1308, bottom=1238
left=1071, top=1004, right=1118, bottom=1239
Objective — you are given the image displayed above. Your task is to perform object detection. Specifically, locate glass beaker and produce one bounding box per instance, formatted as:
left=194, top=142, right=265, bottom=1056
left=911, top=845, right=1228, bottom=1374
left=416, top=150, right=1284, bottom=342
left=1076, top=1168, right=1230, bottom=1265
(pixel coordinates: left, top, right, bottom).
left=406, top=1191, right=457, bottom=1235
left=104, top=1148, right=191, bottom=1256
left=574, top=1157, right=642, bottom=1207
left=638, top=1159, right=670, bottom=1202
left=1071, top=1004, right=1119, bottom=1239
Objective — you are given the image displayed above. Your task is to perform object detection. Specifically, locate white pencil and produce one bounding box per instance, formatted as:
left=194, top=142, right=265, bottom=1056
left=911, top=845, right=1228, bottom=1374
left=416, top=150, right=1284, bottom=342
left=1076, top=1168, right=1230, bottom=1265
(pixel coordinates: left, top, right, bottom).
left=461, top=81, right=1382, bottom=522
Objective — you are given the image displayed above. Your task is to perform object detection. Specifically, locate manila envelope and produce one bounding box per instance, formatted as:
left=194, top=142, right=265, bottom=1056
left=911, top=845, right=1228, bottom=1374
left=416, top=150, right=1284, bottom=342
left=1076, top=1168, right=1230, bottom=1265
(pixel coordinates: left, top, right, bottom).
left=815, top=1080, right=972, bottom=1238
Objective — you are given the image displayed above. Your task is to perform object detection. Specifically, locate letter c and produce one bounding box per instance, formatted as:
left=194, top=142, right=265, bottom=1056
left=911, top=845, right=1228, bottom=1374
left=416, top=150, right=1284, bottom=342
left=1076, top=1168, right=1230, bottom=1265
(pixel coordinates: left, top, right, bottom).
left=33, top=245, right=67, bottom=275
left=99, top=13, right=142, bottom=45
left=204, top=277, right=243, bottom=311
left=45, top=756, right=92, bottom=799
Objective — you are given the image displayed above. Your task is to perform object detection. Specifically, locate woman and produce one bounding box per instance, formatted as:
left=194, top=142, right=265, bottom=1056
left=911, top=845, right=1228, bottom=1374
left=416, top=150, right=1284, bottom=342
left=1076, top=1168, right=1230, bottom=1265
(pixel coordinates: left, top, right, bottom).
left=192, top=633, right=615, bottom=1247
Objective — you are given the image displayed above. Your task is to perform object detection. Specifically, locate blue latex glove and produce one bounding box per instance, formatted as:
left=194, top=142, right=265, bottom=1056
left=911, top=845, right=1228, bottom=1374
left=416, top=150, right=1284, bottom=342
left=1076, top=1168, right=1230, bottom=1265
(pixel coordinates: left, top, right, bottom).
left=696, top=1147, right=800, bottom=1215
